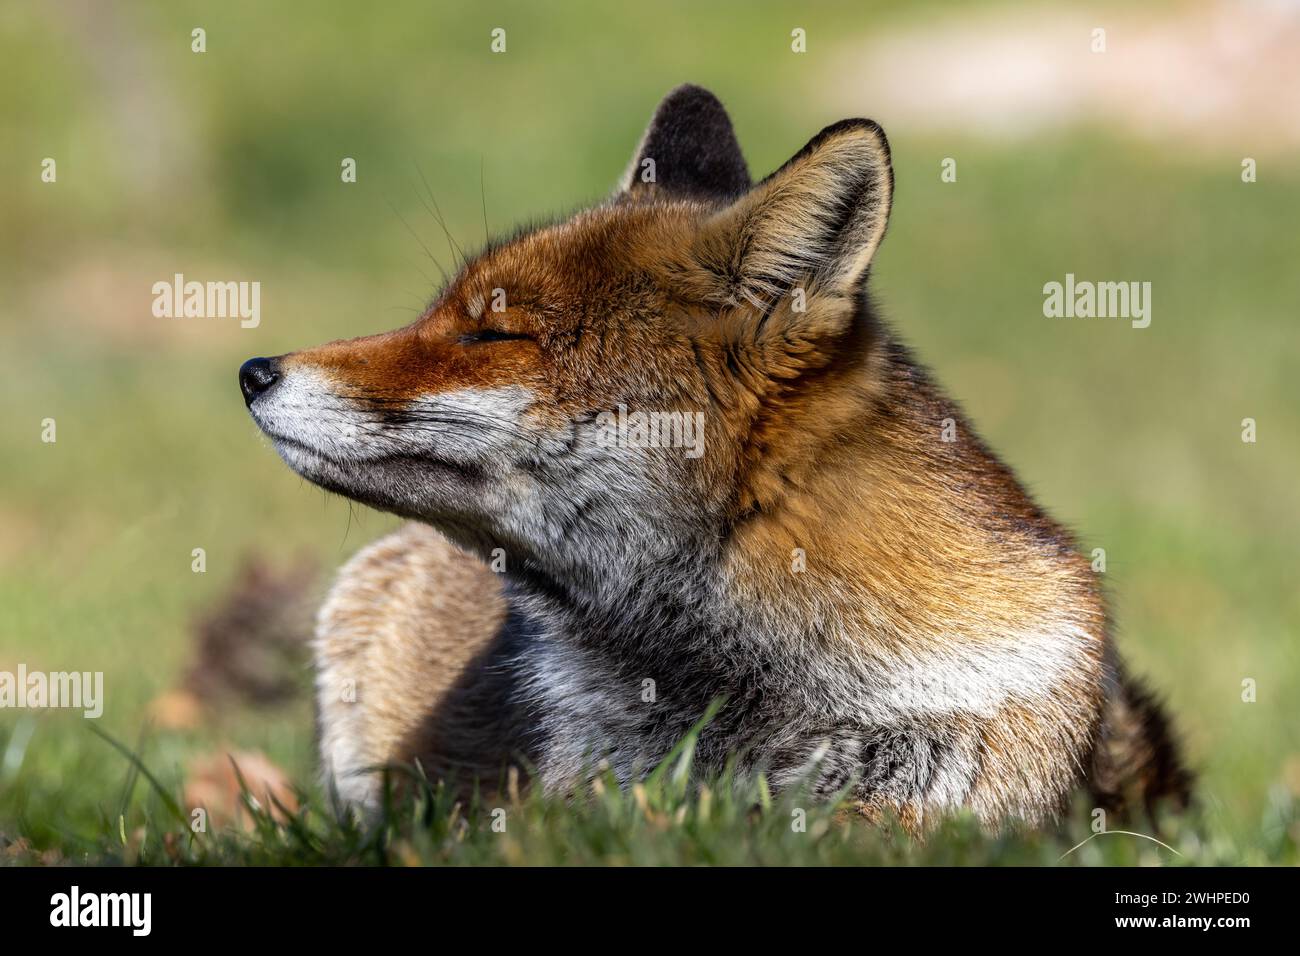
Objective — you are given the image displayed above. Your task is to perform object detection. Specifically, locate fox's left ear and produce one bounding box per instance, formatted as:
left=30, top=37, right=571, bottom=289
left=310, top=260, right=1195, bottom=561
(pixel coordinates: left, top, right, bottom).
left=695, top=119, right=893, bottom=304
left=622, top=84, right=751, bottom=201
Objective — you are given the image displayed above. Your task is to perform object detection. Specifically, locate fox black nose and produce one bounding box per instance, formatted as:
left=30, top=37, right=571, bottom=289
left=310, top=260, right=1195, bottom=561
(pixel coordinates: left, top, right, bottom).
left=239, top=357, right=280, bottom=406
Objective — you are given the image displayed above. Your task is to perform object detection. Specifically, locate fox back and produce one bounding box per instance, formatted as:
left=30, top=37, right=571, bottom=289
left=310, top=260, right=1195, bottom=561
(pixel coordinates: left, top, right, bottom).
left=242, top=85, right=1189, bottom=828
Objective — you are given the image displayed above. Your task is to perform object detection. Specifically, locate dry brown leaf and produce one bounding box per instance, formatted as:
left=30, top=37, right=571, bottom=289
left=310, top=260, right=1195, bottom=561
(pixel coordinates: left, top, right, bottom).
left=183, top=748, right=298, bottom=831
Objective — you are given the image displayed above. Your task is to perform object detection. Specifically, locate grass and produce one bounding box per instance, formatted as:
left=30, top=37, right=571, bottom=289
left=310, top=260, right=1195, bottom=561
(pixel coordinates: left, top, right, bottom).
left=5, top=719, right=1297, bottom=867
left=1, top=0, right=1297, bottom=865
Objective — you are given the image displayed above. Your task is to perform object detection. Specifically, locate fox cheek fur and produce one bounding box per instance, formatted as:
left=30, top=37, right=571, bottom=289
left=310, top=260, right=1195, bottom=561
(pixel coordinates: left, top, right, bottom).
left=244, top=84, right=1190, bottom=830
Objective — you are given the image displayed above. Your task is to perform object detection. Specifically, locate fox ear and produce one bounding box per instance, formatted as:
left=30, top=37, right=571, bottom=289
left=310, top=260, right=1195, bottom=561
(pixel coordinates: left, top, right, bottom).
left=622, top=84, right=751, bottom=201
left=695, top=119, right=893, bottom=305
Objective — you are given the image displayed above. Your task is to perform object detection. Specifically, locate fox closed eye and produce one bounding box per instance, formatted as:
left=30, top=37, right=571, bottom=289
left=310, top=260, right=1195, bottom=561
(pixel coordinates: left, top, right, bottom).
left=457, top=328, right=533, bottom=346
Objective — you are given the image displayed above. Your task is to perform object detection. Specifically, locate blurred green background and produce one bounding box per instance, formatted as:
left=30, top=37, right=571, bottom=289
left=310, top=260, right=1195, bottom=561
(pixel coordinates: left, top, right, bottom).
left=1, top=0, right=1296, bottom=863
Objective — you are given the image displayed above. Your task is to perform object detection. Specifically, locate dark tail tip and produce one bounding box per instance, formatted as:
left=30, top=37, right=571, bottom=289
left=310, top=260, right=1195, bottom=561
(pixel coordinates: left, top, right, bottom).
left=1088, top=668, right=1194, bottom=824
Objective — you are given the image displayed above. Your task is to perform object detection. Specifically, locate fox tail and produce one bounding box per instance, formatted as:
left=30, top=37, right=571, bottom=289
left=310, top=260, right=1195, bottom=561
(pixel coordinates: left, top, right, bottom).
left=1087, top=659, right=1193, bottom=822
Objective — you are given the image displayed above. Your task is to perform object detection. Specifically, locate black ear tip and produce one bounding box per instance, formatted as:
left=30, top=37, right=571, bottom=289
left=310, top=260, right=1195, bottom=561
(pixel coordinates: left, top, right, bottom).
left=853, top=118, right=891, bottom=163
left=651, top=84, right=734, bottom=130
left=819, top=118, right=891, bottom=151
left=778, top=117, right=893, bottom=175
left=628, top=83, right=752, bottom=200
left=659, top=83, right=725, bottom=110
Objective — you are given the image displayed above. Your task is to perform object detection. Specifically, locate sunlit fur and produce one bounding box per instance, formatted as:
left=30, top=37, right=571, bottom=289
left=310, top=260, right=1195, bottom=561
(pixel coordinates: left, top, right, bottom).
left=246, top=86, right=1189, bottom=830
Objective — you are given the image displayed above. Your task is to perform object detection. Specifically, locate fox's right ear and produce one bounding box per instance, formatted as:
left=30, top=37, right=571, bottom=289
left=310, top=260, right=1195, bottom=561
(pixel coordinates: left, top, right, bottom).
left=622, top=84, right=751, bottom=201
left=688, top=118, right=893, bottom=308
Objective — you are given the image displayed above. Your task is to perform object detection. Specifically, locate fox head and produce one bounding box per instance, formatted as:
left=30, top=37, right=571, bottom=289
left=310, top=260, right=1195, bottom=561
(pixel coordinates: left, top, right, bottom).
left=242, top=85, right=893, bottom=575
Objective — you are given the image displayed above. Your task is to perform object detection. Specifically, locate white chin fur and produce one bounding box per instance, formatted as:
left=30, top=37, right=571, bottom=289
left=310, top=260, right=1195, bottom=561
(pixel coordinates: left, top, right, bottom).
left=249, top=366, right=536, bottom=467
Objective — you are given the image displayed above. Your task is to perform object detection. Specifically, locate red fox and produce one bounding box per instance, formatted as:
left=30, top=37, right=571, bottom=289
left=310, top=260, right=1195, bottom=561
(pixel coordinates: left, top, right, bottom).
left=241, top=85, right=1190, bottom=830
